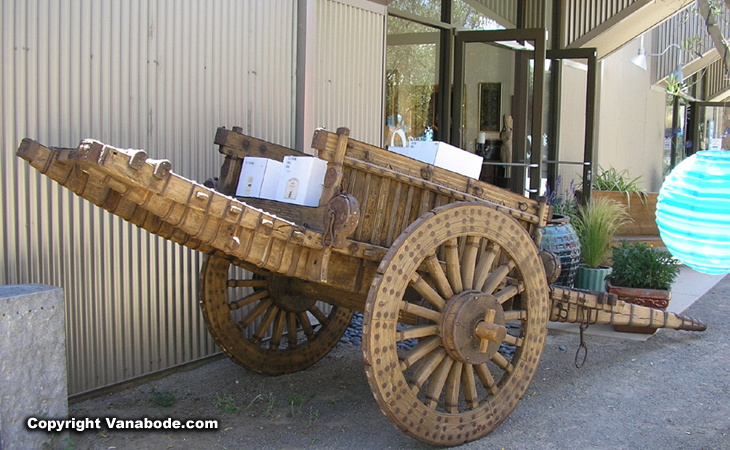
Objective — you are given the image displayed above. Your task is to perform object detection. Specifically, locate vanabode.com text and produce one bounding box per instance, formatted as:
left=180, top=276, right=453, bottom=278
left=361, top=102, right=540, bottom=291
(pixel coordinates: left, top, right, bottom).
left=27, top=417, right=218, bottom=432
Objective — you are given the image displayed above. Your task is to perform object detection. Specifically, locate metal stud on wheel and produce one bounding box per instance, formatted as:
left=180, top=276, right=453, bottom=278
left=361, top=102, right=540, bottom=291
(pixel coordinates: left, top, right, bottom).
left=363, top=203, right=549, bottom=445
left=199, top=253, right=353, bottom=375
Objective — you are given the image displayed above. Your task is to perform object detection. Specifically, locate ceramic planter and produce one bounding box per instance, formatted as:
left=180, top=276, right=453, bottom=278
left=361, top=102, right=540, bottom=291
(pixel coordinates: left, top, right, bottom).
left=574, top=265, right=612, bottom=292
left=608, top=282, right=672, bottom=334
left=540, top=215, right=581, bottom=287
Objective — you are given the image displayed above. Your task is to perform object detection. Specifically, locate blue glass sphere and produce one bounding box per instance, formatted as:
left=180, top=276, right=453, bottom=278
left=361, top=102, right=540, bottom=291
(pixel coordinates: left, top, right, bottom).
left=656, top=150, right=730, bottom=275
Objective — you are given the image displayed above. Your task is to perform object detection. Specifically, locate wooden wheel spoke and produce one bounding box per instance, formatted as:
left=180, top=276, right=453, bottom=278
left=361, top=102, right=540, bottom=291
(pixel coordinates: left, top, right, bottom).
left=237, top=298, right=273, bottom=330
left=491, top=352, right=514, bottom=373
left=444, top=361, right=463, bottom=413
left=503, top=309, right=527, bottom=321
left=286, top=312, right=299, bottom=349
left=473, top=244, right=499, bottom=292
left=444, top=239, right=463, bottom=294
left=426, top=356, right=455, bottom=408
left=474, top=363, right=498, bottom=395
left=227, top=279, right=268, bottom=288
left=409, top=274, right=446, bottom=310
left=229, top=289, right=270, bottom=311
left=308, top=305, right=329, bottom=326
left=297, top=311, right=316, bottom=340
left=493, top=282, right=524, bottom=304
left=462, top=364, right=480, bottom=409
left=397, top=324, right=439, bottom=341
left=480, top=260, right=516, bottom=294
left=410, top=348, right=447, bottom=393
left=461, top=236, right=480, bottom=290
left=400, top=336, right=442, bottom=370
left=503, top=333, right=523, bottom=347
left=269, top=310, right=287, bottom=349
left=400, top=301, right=441, bottom=323
left=425, top=253, right=454, bottom=299
left=252, top=305, right=279, bottom=344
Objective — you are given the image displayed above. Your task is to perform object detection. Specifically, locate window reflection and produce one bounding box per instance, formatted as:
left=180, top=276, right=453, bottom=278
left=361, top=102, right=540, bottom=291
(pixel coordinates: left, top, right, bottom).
left=385, top=16, right=440, bottom=146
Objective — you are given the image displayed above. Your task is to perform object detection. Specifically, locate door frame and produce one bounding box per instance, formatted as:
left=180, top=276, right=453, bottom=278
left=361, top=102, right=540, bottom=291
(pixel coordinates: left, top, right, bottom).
left=545, top=48, right=598, bottom=205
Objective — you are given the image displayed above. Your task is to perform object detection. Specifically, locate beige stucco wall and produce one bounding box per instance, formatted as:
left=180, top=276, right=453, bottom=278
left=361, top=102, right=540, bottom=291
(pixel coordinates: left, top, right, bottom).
left=595, top=38, right=667, bottom=192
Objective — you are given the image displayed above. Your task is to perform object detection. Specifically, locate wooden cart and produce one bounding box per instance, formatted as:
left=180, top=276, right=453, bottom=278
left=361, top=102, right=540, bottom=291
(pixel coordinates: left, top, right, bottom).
left=17, top=127, right=706, bottom=446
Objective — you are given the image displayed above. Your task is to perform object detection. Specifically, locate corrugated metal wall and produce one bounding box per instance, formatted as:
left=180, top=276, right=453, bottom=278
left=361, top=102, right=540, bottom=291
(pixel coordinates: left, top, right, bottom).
left=563, top=0, right=636, bottom=46
left=312, top=0, right=385, bottom=145
left=472, top=0, right=518, bottom=27
left=705, top=58, right=730, bottom=101
left=1, top=0, right=297, bottom=395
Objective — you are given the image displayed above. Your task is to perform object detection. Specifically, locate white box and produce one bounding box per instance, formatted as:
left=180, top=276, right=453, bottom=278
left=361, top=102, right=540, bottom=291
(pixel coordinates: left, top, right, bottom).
left=407, top=141, right=484, bottom=179
left=388, top=145, right=412, bottom=159
left=275, top=156, right=329, bottom=207
left=235, top=157, right=283, bottom=200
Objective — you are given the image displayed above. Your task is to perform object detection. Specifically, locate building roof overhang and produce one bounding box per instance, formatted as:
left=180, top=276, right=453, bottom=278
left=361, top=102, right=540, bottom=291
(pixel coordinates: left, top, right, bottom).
left=567, top=0, right=693, bottom=59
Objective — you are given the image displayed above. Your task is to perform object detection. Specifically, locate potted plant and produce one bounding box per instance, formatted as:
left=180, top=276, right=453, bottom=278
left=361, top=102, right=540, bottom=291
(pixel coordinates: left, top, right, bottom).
left=581, top=166, right=663, bottom=245
left=588, top=166, right=648, bottom=208
left=542, top=176, right=581, bottom=287
left=572, top=197, right=631, bottom=291
left=609, top=241, right=681, bottom=334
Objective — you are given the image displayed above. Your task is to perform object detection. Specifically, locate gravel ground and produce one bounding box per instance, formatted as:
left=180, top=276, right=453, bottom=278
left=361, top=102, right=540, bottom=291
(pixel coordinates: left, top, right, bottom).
left=68, top=275, right=730, bottom=450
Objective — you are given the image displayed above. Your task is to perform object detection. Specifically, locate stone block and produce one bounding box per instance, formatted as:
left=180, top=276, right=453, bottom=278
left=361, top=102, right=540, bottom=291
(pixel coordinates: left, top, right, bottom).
left=0, top=285, right=67, bottom=450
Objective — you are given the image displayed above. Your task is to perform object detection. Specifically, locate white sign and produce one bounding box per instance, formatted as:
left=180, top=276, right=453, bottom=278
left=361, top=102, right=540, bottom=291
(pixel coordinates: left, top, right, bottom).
left=664, top=137, right=672, bottom=152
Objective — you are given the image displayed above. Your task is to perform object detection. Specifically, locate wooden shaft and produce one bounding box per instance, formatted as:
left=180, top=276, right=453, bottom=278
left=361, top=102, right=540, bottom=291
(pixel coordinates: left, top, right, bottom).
left=476, top=321, right=507, bottom=353
left=549, top=286, right=707, bottom=331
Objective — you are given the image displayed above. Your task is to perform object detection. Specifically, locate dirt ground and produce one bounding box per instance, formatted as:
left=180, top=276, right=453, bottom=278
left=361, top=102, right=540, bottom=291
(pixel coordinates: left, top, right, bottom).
left=65, top=275, right=730, bottom=450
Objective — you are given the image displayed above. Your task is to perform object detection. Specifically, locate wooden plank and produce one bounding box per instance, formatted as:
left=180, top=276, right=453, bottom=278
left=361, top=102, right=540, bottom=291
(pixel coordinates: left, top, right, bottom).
left=359, top=173, right=379, bottom=243
left=369, top=178, right=391, bottom=245
left=395, top=185, right=415, bottom=242
left=384, top=182, right=403, bottom=246
left=354, top=172, right=372, bottom=241
left=215, top=127, right=306, bottom=162
left=236, top=197, right=325, bottom=232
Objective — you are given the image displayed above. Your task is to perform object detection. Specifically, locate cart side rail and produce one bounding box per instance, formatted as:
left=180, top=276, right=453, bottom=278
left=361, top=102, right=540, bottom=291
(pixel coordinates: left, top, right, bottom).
left=311, top=129, right=547, bottom=222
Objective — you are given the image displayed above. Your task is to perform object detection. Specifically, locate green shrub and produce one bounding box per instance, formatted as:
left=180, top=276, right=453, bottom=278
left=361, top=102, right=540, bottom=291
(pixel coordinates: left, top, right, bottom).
left=610, top=241, right=681, bottom=290
left=587, top=166, right=648, bottom=208
left=572, top=197, right=631, bottom=268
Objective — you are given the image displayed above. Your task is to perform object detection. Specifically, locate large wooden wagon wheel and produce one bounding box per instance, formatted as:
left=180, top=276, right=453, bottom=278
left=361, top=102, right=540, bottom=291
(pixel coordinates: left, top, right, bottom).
left=363, top=203, right=549, bottom=445
left=199, top=253, right=353, bottom=375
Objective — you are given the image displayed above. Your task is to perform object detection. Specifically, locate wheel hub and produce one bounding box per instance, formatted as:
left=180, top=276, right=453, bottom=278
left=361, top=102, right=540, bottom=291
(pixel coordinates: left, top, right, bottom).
left=268, top=274, right=317, bottom=313
left=439, top=290, right=506, bottom=365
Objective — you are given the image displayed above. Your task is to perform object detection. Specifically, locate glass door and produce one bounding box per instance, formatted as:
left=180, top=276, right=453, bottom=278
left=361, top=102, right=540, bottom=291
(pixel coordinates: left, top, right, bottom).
left=451, top=29, right=546, bottom=199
